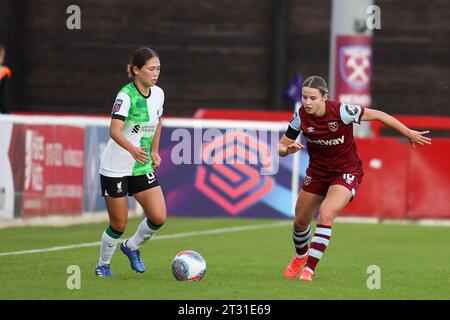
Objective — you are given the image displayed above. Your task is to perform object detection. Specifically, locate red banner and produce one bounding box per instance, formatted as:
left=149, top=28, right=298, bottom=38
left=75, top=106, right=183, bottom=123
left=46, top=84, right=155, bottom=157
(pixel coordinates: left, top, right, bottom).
left=12, top=125, right=85, bottom=217
left=343, top=138, right=409, bottom=218
left=335, top=35, right=372, bottom=107
left=343, top=137, right=450, bottom=219
left=407, top=138, right=450, bottom=218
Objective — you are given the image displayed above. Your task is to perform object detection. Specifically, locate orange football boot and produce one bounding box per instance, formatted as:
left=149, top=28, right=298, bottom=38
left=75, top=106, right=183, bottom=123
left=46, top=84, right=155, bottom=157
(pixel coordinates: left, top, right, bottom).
left=284, top=255, right=308, bottom=278
left=299, top=267, right=314, bottom=281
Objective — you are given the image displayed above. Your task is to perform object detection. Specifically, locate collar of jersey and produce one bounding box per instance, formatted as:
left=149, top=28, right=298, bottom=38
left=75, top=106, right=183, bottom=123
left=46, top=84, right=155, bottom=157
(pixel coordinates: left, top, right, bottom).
left=132, top=81, right=151, bottom=99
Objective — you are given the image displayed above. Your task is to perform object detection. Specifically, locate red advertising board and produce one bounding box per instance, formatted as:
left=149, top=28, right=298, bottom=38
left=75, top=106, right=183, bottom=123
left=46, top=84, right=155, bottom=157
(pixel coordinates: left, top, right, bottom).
left=407, top=138, right=450, bottom=218
left=343, top=137, right=450, bottom=219
left=335, top=35, right=372, bottom=107
left=10, top=125, right=85, bottom=217
left=343, top=138, right=409, bottom=218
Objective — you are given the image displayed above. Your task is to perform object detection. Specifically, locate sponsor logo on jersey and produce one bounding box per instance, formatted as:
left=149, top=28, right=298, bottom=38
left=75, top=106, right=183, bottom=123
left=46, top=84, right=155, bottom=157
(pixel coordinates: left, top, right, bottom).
left=131, top=124, right=156, bottom=134
left=307, top=127, right=315, bottom=133
left=112, top=99, right=123, bottom=113
left=132, top=124, right=141, bottom=133
left=307, top=135, right=345, bottom=146
left=344, top=104, right=358, bottom=116
left=142, top=125, right=156, bottom=133
left=328, top=122, right=338, bottom=132
left=291, top=112, right=297, bottom=121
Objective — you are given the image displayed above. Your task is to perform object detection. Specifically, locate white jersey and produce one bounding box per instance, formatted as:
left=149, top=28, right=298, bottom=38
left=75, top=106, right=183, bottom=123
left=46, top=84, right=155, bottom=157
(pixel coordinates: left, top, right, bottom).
left=100, top=82, right=164, bottom=177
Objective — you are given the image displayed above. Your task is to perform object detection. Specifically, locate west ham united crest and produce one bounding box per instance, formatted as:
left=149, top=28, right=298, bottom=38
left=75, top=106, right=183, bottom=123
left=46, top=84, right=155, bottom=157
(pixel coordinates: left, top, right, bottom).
left=304, top=175, right=312, bottom=185
left=328, top=122, right=338, bottom=132
left=339, top=45, right=371, bottom=91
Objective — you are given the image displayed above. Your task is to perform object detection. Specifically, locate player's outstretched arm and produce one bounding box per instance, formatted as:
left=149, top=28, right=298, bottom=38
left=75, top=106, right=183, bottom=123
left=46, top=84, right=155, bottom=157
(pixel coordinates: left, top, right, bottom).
left=278, top=134, right=305, bottom=157
left=362, top=108, right=432, bottom=149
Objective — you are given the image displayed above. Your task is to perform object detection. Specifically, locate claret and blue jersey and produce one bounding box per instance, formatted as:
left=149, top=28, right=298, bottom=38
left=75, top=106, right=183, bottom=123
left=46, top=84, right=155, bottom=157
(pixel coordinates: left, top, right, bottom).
left=287, top=100, right=365, bottom=174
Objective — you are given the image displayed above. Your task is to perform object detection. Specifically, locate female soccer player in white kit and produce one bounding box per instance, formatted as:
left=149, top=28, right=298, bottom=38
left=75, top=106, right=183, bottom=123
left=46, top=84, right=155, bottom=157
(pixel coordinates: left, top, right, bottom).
left=95, top=47, right=166, bottom=276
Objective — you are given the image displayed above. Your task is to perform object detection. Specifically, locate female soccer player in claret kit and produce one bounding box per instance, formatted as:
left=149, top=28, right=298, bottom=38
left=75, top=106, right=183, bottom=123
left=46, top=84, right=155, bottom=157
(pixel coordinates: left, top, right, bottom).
left=279, top=76, right=432, bottom=281
left=95, top=47, right=166, bottom=276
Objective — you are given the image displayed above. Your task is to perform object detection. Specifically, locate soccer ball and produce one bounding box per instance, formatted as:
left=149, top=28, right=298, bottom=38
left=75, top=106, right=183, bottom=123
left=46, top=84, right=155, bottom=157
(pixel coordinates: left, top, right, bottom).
left=172, top=250, right=206, bottom=281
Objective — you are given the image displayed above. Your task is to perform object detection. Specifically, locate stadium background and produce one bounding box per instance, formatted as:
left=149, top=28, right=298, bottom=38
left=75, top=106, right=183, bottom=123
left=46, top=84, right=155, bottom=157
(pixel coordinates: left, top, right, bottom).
left=1, top=0, right=449, bottom=221
left=1, top=0, right=449, bottom=116
left=0, top=0, right=449, bottom=301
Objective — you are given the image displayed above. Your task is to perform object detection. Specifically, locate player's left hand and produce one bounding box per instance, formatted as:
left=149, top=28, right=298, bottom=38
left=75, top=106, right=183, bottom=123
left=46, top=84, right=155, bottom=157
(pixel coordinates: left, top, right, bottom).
left=151, top=152, right=161, bottom=168
left=407, top=130, right=432, bottom=149
left=286, top=142, right=305, bottom=154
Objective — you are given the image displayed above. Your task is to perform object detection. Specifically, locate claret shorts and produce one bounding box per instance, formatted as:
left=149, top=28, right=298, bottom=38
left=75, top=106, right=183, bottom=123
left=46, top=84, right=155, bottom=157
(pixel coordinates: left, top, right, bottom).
left=301, top=168, right=363, bottom=200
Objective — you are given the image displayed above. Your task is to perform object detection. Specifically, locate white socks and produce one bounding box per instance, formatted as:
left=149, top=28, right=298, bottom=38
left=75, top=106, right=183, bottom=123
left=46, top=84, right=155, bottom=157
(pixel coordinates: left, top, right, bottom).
left=98, top=228, right=121, bottom=266
left=126, top=219, right=159, bottom=250
left=98, top=220, right=163, bottom=266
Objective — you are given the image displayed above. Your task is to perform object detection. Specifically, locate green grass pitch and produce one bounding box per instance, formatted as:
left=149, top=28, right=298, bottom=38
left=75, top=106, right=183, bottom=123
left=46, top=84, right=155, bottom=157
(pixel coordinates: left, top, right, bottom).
left=0, top=216, right=449, bottom=300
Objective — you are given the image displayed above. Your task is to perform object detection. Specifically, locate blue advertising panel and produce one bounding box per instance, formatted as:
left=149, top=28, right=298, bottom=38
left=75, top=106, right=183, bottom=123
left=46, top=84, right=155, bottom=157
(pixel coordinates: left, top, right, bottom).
left=84, top=126, right=110, bottom=213
left=156, top=126, right=308, bottom=219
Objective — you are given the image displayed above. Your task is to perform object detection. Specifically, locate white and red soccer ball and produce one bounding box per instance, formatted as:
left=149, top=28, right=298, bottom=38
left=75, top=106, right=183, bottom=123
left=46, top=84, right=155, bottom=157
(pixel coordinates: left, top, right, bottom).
left=172, top=250, right=206, bottom=281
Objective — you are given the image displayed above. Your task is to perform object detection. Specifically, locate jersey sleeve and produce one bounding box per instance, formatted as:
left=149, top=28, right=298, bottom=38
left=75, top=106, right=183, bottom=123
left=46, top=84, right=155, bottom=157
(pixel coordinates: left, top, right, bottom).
left=158, top=90, right=165, bottom=118
left=339, top=103, right=365, bottom=124
left=111, top=92, right=131, bottom=121
left=285, top=110, right=301, bottom=140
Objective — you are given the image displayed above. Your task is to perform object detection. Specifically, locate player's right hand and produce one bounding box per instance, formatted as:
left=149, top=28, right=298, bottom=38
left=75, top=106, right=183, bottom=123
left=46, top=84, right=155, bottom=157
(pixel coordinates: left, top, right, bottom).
left=286, top=142, right=304, bottom=154
left=407, top=130, right=432, bottom=149
left=130, top=146, right=150, bottom=164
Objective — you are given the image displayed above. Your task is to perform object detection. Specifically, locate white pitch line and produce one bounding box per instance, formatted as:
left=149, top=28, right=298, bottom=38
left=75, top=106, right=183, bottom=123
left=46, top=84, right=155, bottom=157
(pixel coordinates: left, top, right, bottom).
left=0, top=221, right=291, bottom=257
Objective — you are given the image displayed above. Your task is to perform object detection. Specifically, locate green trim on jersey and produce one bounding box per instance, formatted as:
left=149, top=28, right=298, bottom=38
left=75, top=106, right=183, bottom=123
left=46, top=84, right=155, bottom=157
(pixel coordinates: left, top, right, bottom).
left=120, top=83, right=150, bottom=123
left=120, top=83, right=155, bottom=176
left=132, top=135, right=154, bottom=176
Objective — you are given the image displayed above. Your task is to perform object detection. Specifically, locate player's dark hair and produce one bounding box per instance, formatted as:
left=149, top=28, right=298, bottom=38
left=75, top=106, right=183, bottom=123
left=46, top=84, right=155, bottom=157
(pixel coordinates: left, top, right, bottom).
left=302, top=75, right=328, bottom=96
left=0, top=43, right=4, bottom=53
left=127, top=47, right=159, bottom=78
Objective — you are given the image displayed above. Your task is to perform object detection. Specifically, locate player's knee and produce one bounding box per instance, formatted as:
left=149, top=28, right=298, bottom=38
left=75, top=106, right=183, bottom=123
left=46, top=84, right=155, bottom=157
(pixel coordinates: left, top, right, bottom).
left=154, top=216, right=166, bottom=227
left=110, top=222, right=127, bottom=233
left=293, top=221, right=310, bottom=232
left=148, top=215, right=166, bottom=228
left=317, top=210, right=336, bottom=225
